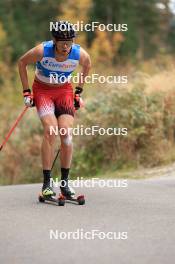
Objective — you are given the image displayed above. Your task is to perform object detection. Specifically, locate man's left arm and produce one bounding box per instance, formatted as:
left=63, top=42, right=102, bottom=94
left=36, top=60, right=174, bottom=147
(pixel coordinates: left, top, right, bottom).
left=74, top=47, right=91, bottom=110
left=78, top=47, right=91, bottom=88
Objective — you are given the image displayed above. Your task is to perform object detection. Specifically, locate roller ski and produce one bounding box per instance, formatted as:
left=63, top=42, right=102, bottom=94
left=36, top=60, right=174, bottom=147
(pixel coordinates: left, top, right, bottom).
left=38, top=184, right=65, bottom=206
left=38, top=192, right=66, bottom=206
left=60, top=180, right=85, bottom=205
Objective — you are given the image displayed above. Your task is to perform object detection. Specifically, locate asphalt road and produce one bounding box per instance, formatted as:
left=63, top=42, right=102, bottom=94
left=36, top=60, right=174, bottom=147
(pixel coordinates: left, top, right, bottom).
left=0, top=177, right=175, bottom=264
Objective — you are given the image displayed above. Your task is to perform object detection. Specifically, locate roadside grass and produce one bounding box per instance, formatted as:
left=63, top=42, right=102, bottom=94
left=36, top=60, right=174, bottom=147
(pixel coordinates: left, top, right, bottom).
left=84, top=161, right=175, bottom=180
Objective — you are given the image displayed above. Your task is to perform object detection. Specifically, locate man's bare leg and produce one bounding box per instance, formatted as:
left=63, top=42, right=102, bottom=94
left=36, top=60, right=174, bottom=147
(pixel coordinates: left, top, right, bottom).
left=41, top=114, right=58, bottom=195
left=58, top=114, right=74, bottom=196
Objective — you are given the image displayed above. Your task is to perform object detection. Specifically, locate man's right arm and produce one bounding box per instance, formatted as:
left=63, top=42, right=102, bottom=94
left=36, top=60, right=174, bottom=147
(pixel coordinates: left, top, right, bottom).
left=18, top=44, right=43, bottom=91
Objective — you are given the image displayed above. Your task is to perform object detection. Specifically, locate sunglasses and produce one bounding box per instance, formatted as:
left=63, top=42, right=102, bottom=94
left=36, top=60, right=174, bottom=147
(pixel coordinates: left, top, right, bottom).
left=55, top=40, right=73, bottom=47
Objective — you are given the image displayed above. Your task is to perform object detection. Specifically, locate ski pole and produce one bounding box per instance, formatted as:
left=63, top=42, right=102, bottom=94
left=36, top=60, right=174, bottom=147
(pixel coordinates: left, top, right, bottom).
left=51, top=148, right=60, bottom=171
left=0, top=106, right=28, bottom=152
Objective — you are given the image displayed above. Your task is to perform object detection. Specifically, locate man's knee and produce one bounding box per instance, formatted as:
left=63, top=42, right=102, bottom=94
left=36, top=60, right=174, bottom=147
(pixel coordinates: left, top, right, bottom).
left=60, top=126, right=73, bottom=146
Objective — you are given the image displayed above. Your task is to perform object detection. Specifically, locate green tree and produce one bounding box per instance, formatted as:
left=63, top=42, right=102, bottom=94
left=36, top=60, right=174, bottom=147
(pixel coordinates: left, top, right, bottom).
left=0, top=0, right=62, bottom=62
left=89, top=0, right=162, bottom=61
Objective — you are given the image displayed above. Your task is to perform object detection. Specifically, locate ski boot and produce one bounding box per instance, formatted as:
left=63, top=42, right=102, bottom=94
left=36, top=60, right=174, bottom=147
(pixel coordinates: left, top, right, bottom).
left=42, top=182, right=56, bottom=197
left=60, top=177, right=85, bottom=205
left=60, top=182, right=75, bottom=198
left=38, top=181, right=65, bottom=206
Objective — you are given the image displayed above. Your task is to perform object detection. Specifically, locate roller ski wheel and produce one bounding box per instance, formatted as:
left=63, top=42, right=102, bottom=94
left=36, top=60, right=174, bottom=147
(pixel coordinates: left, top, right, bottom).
left=61, top=193, right=85, bottom=205
left=38, top=194, right=45, bottom=203
left=58, top=194, right=66, bottom=206
left=38, top=193, right=65, bottom=206
left=77, top=195, right=85, bottom=205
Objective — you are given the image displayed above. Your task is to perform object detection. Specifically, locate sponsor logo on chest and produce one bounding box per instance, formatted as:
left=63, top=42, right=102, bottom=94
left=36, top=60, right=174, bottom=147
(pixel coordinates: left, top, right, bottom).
left=42, top=58, right=77, bottom=70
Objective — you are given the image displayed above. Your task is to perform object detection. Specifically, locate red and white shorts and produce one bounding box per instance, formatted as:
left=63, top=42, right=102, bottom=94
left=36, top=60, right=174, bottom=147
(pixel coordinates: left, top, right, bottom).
left=32, top=80, right=75, bottom=118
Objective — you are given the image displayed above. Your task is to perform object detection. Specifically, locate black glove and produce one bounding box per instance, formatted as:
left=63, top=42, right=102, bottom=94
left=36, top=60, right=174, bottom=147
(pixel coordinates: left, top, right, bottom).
left=74, top=87, right=83, bottom=110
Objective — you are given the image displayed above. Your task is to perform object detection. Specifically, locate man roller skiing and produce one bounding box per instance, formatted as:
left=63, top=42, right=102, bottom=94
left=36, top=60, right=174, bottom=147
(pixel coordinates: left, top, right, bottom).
left=18, top=21, right=91, bottom=197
